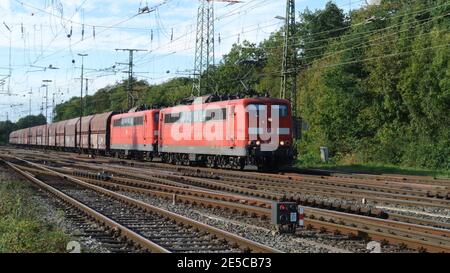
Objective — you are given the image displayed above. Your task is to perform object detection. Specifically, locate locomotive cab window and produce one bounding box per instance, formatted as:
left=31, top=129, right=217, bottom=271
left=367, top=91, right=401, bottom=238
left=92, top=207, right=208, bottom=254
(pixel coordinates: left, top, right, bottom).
left=113, top=119, right=121, bottom=127
left=273, top=104, right=289, bottom=117
left=113, top=116, right=144, bottom=127
left=205, top=108, right=227, bottom=121
left=134, top=116, right=144, bottom=126
left=164, top=112, right=181, bottom=124
left=248, top=104, right=266, bottom=117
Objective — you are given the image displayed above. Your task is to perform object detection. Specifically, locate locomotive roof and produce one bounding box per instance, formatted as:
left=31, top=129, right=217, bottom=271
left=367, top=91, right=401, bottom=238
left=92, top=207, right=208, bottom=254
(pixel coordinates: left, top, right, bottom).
left=163, top=97, right=290, bottom=111
left=112, top=109, right=159, bottom=119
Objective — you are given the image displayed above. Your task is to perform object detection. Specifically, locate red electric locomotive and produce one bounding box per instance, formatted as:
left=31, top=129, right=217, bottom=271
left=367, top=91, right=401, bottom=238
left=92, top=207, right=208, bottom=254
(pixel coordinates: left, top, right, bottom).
left=110, top=109, right=160, bottom=160
left=158, top=95, right=294, bottom=169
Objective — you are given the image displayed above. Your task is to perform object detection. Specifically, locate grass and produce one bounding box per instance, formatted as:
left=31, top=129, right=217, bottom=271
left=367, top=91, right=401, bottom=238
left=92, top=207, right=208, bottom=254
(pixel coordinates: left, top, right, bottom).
left=295, top=161, right=450, bottom=178
left=0, top=172, right=70, bottom=253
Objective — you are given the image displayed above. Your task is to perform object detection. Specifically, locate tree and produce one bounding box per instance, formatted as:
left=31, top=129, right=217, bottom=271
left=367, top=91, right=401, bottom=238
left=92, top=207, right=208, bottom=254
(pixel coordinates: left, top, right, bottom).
left=0, top=120, right=16, bottom=145
left=299, top=2, right=349, bottom=63
left=15, top=114, right=46, bottom=129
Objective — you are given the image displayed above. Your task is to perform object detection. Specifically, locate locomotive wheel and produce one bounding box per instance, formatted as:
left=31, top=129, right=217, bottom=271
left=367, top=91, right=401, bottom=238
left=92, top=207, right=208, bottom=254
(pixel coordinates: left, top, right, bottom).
left=147, top=154, right=153, bottom=162
left=176, top=154, right=183, bottom=165
left=169, top=154, right=174, bottom=164
left=220, top=157, right=229, bottom=169
left=183, top=156, right=190, bottom=166
left=161, top=154, right=168, bottom=163
left=206, top=156, right=216, bottom=168
left=239, top=158, right=245, bottom=170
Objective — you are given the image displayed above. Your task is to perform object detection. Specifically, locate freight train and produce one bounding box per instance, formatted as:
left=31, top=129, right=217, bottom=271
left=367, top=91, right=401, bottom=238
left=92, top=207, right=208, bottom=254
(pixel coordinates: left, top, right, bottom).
left=9, top=95, right=295, bottom=170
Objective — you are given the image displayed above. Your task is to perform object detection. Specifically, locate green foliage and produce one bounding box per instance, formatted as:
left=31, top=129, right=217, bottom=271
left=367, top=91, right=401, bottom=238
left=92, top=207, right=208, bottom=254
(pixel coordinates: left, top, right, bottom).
left=298, top=0, right=449, bottom=170
left=299, top=2, right=349, bottom=62
left=15, top=114, right=46, bottom=129
left=0, top=178, right=69, bottom=253
left=0, top=120, right=16, bottom=145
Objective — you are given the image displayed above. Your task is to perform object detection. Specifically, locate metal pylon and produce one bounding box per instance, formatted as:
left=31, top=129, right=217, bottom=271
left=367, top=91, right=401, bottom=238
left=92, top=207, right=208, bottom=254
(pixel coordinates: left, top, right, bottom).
left=280, top=0, right=297, bottom=117
left=193, top=0, right=215, bottom=96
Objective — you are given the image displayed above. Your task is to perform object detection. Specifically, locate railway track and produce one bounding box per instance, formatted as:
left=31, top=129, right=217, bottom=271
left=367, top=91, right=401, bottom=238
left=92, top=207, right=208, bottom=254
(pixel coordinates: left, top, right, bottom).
left=12, top=148, right=449, bottom=222
left=3, top=153, right=450, bottom=253
left=56, top=152, right=448, bottom=206
left=9, top=148, right=450, bottom=192
left=1, top=156, right=280, bottom=253
left=4, top=149, right=450, bottom=222
left=89, top=160, right=450, bottom=212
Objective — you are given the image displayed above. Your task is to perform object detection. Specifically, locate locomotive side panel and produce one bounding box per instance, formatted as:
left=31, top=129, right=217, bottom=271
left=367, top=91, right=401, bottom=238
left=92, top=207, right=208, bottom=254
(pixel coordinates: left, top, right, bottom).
left=110, top=110, right=159, bottom=152
left=159, top=100, right=247, bottom=157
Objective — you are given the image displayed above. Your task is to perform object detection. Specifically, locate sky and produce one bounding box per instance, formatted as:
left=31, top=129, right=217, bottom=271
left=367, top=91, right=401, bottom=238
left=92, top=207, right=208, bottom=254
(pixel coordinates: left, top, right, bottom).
left=0, top=0, right=366, bottom=122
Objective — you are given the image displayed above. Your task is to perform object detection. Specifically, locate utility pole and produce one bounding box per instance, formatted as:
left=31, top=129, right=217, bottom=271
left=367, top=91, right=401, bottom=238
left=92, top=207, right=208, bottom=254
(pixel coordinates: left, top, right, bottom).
left=280, top=0, right=298, bottom=118
left=78, top=53, right=88, bottom=152
left=28, top=88, right=32, bottom=116
left=75, top=78, right=90, bottom=111
left=85, top=78, right=89, bottom=111
left=85, top=78, right=89, bottom=98
left=51, top=92, right=55, bottom=122
left=42, top=80, right=52, bottom=124
left=192, top=0, right=242, bottom=96
left=115, top=48, right=147, bottom=109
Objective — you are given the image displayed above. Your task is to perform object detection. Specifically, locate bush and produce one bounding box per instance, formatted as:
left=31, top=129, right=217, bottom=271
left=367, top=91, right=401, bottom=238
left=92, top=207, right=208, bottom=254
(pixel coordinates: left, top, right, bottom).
left=0, top=179, right=69, bottom=253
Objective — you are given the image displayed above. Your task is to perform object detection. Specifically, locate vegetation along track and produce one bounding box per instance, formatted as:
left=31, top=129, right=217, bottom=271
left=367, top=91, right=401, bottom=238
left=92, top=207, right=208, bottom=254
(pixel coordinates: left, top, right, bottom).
left=1, top=156, right=280, bottom=253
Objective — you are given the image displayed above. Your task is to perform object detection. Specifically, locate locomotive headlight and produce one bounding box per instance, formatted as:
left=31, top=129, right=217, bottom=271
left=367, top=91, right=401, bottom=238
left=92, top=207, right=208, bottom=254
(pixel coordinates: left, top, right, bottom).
left=280, top=141, right=285, bottom=146
left=256, top=140, right=261, bottom=146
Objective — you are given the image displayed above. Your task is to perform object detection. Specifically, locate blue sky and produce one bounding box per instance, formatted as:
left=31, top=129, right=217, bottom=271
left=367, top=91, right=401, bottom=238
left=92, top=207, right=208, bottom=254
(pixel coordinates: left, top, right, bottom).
left=0, top=0, right=365, bottom=122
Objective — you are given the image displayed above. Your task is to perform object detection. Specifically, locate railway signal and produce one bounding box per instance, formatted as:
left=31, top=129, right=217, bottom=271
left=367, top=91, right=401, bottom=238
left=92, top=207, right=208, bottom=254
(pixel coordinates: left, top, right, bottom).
left=272, top=201, right=298, bottom=233
left=298, top=206, right=305, bottom=227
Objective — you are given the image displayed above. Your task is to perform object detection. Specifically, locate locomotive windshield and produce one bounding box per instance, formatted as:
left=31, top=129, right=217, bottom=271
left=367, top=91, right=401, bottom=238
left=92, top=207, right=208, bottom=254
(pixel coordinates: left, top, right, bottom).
left=273, top=104, right=289, bottom=117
